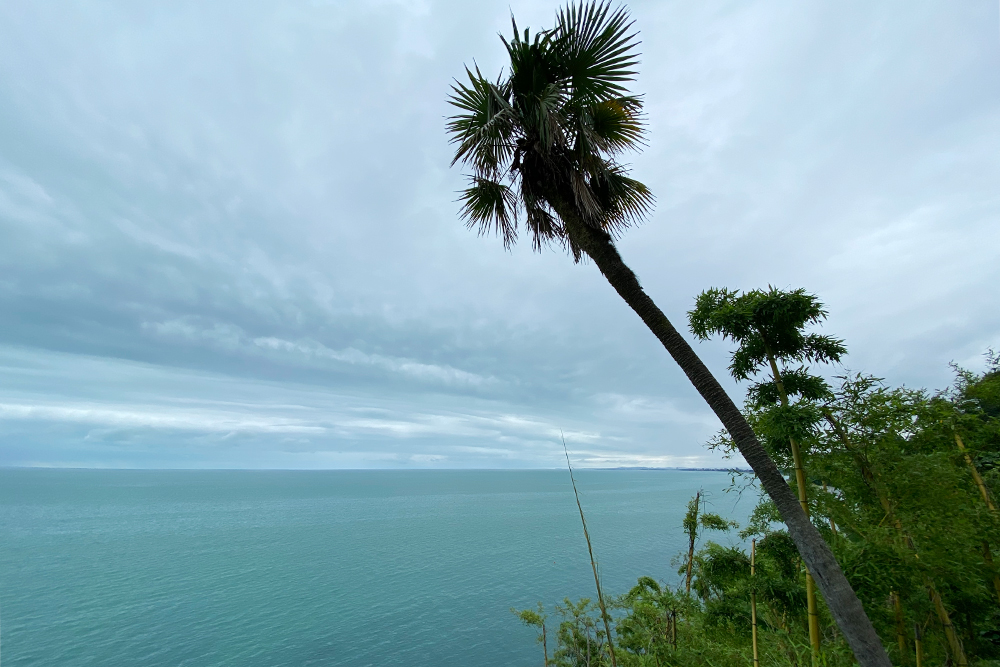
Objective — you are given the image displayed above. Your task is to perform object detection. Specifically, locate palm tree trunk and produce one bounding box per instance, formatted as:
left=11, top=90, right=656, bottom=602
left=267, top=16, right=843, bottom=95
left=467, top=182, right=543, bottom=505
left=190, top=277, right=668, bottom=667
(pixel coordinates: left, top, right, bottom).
left=559, top=213, right=891, bottom=667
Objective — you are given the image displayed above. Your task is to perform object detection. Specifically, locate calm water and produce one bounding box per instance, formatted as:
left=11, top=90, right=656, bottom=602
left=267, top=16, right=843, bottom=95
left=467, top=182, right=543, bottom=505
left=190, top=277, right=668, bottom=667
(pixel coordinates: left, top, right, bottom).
left=0, top=469, right=751, bottom=666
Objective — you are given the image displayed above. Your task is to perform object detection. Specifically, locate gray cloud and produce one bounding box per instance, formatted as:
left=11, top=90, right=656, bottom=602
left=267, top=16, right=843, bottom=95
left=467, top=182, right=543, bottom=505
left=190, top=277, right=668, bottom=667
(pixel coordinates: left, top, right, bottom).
left=0, top=1, right=996, bottom=468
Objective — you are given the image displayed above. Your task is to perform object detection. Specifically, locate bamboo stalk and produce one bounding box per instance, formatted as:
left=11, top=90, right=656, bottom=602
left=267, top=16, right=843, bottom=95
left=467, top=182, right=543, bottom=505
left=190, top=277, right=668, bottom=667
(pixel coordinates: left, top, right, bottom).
left=751, top=539, right=760, bottom=667
left=930, top=586, right=967, bottom=667
left=790, top=431, right=821, bottom=665
left=955, top=432, right=995, bottom=509
left=826, top=410, right=966, bottom=666
left=804, top=566, right=821, bottom=667
left=983, top=541, right=1000, bottom=603
left=563, top=437, right=617, bottom=667
left=913, top=622, right=923, bottom=667
left=954, top=431, right=1000, bottom=604
left=767, top=352, right=821, bottom=667
left=891, top=592, right=908, bottom=665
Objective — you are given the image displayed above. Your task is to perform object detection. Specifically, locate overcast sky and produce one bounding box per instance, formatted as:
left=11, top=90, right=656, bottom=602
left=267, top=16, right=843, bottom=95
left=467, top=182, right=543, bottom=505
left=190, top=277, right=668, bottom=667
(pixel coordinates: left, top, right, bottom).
left=0, top=1, right=997, bottom=469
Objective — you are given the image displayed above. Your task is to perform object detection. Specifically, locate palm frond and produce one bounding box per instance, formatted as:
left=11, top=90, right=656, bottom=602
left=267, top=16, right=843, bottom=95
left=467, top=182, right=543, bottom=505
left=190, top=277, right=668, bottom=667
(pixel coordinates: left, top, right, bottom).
left=520, top=176, right=562, bottom=251
left=458, top=176, right=519, bottom=248
left=568, top=96, right=644, bottom=163
left=589, top=163, right=653, bottom=236
left=447, top=66, right=516, bottom=177
left=569, top=167, right=603, bottom=223
left=587, top=97, right=645, bottom=153
left=553, top=1, right=640, bottom=103
left=503, top=23, right=569, bottom=153
left=533, top=82, right=570, bottom=152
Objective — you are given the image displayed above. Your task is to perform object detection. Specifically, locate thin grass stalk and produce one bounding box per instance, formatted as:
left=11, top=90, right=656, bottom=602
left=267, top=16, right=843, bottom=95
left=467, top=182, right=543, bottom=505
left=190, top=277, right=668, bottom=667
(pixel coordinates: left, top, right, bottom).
left=563, top=435, right=617, bottom=667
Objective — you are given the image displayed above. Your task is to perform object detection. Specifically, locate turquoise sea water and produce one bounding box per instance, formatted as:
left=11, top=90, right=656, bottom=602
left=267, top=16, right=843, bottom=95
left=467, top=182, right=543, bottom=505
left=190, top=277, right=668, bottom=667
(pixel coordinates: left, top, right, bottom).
left=0, top=469, right=752, bottom=666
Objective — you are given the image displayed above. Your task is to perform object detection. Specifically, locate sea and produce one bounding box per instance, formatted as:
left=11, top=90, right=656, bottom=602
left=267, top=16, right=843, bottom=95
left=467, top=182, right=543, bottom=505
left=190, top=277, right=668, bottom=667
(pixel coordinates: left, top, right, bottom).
left=0, top=468, right=754, bottom=666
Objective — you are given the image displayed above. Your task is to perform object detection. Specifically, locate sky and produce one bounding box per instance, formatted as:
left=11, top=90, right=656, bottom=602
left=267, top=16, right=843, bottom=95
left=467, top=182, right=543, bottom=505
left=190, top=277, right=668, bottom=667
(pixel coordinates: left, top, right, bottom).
left=0, top=1, right=997, bottom=469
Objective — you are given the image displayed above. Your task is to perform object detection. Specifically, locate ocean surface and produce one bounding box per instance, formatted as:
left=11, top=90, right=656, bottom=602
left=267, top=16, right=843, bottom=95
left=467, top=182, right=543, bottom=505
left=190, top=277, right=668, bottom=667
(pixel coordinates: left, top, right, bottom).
left=0, top=469, right=753, bottom=666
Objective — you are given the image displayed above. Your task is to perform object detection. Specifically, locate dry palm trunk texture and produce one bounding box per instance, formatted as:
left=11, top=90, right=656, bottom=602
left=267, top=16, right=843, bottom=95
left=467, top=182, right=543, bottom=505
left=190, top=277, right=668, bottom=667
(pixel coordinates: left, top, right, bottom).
left=557, top=210, right=892, bottom=667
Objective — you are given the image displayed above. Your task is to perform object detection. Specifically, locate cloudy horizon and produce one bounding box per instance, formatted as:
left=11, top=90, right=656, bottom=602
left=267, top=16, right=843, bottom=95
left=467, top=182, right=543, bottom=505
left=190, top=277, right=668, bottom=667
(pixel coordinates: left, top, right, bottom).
left=0, top=1, right=997, bottom=469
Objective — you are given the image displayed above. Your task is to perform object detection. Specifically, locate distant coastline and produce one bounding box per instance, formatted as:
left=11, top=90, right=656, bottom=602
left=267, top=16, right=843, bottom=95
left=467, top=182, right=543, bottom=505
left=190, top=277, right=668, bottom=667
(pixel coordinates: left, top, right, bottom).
left=593, top=466, right=751, bottom=473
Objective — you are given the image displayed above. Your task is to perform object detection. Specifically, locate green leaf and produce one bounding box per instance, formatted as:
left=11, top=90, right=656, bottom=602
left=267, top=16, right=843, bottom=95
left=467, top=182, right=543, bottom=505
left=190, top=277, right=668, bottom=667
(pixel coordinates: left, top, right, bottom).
left=552, top=2, right=641, bottom=103
left=458, top=177, right=519, bottom=248
left=446, top=66, right=515, bottom=178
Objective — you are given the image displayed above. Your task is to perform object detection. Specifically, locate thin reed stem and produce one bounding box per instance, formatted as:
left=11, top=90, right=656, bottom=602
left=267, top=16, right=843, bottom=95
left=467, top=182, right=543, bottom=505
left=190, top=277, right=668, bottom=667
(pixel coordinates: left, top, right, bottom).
left=563, top=434, right=617, bottom=667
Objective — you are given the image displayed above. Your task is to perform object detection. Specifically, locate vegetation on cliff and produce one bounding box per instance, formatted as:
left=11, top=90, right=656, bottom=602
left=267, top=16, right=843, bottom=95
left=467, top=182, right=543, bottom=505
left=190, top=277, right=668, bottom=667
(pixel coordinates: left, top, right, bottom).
left=516, top=288, right=1000, bottom=666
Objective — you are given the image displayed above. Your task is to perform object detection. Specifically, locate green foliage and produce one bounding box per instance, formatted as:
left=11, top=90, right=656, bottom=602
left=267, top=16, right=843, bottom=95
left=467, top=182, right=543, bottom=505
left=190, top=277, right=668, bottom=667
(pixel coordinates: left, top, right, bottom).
left=700, top=513, right=737, bottom=532
left=688, top=286, right=846, bottom=383
left=514, top=602, right=548, bottom=633
left=513, top=602, right=550, bottom=665
left=524, top=299, right=1000, bottom=665
left=747, top=367, right=833, bottom=409
left=682, top=493, right=737, bottom=540
left=553, top=598, right=612, bottom=667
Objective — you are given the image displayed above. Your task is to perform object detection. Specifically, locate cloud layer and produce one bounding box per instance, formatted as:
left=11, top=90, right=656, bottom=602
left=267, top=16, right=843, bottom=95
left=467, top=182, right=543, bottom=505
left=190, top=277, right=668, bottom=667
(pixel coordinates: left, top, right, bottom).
left=0, top=1, right=997, bottom=467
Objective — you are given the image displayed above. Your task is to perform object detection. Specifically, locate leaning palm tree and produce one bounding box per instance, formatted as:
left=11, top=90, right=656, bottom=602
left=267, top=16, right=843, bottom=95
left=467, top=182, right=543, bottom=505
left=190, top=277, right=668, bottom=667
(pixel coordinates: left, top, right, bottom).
left=446, top=3, right=890, bottom=666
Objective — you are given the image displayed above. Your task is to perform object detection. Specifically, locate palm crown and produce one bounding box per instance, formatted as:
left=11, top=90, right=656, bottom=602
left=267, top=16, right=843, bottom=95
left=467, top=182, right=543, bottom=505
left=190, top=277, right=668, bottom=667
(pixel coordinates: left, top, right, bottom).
left=447, top=1, right=653, bottom=256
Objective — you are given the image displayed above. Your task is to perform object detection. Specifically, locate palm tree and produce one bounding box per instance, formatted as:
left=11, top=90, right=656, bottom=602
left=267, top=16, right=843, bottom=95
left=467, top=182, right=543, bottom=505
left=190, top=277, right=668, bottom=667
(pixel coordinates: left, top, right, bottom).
left=445, top=3, right=891, bottom=666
